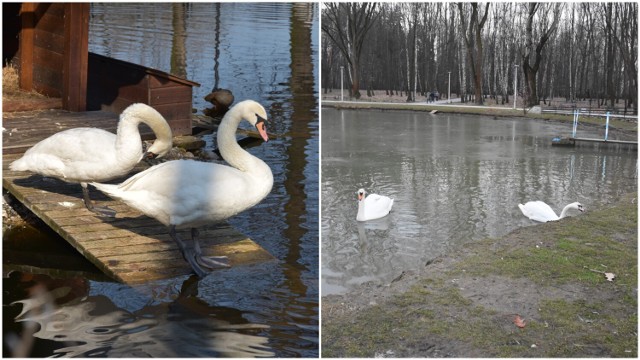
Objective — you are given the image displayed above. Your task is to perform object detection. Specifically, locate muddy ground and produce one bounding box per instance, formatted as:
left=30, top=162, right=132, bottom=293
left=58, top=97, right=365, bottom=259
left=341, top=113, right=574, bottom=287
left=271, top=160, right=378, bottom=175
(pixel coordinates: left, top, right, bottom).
left=322, top=193, right=637, bottom=357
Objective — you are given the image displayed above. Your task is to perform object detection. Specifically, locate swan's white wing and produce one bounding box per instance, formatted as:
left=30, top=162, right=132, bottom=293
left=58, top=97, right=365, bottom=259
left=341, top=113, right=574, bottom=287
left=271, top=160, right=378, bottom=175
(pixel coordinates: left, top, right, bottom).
left=93, top=159, right=272, bottom=227
left=362, top=194, right=394, bottom=220
left=10, top=128, right=135, bottom=182
left=519, top=201, right=558, bottom=222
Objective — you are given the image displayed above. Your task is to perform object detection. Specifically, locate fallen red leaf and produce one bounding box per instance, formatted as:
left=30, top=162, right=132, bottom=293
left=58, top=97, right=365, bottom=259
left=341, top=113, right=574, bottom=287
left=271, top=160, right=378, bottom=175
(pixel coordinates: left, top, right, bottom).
left=514, top=315, right=526, bottom=328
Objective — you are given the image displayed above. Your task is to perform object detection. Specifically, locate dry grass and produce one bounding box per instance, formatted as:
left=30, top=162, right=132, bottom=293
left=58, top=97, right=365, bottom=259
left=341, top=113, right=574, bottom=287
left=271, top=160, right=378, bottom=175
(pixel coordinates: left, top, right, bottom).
left=2, top=63, right=47, bottom=98
left=3, top=63, right=21, bottom=95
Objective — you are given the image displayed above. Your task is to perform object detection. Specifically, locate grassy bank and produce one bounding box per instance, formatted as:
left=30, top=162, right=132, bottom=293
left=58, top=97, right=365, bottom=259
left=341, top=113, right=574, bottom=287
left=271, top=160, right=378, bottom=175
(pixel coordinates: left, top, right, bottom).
left=322, top=193, right=637, bottom=357
left=322, top=101, right=638, bottom=134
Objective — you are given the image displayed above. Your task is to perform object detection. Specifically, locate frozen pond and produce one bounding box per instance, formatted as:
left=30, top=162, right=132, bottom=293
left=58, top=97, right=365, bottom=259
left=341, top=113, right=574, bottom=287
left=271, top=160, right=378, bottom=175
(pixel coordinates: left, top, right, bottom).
left=321, top=107, right=637, bottom=296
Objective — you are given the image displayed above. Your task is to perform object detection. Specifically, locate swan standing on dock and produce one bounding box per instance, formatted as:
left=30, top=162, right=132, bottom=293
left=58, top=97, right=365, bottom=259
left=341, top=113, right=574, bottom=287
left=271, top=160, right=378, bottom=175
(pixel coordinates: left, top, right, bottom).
left=356, top=188, right=394, bottom=221
left=91, top=100, right=273, bottom=277
left=9, top=103, right=173, bottom=217
left=518, top=201, right=585, bottom=222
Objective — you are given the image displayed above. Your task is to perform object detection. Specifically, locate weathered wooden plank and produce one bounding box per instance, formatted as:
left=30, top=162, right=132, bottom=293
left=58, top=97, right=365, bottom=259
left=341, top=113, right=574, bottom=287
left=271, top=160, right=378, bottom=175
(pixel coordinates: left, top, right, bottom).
left=63, top=3, right=89, bottom=111
left=33, top=29, right=65, bottom=56
left=19, top=3, right=36, bottom=91
left=150, top=86, right=192, bottom=105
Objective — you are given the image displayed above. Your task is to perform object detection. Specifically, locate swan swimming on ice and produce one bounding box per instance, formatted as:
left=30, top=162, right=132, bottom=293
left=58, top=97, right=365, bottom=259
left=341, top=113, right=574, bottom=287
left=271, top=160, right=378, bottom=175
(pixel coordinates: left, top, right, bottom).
left=9, top=103, right=173, bottom=217
left=91, top=100, right=273, bottom=277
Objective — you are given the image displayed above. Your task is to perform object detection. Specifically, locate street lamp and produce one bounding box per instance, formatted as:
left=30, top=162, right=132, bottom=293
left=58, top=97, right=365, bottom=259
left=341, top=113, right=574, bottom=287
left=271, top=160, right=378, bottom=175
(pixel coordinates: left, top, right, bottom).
left=447, top=71, right=451, bottom=104
left=340, top=66, right=344, bottom=102
left=513, top=64, right=518, bottom=110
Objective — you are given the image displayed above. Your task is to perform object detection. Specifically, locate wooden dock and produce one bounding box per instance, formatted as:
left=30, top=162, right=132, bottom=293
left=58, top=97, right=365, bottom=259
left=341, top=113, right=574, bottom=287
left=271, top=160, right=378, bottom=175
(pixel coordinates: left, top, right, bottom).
left=552, top=136, right=638, bottom=147
left=571, top=137, right=637, bottom=146
left=2, top=109, right=274, bottom=284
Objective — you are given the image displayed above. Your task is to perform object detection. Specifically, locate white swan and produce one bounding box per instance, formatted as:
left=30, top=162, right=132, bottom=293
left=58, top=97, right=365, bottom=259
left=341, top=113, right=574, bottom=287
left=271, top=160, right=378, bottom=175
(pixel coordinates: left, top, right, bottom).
left=356, top=188, right=394, bottom=221
left=518, top=201, right=585, bottom=223
left=9, top=103, right=173, bottom=217
left=91, top=100, right=273, bottom=277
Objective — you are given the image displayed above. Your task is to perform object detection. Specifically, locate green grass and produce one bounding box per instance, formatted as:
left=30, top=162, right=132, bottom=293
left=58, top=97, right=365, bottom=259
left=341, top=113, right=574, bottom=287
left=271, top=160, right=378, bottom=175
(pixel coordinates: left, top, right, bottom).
left=322, top=193, right=637, bottom=357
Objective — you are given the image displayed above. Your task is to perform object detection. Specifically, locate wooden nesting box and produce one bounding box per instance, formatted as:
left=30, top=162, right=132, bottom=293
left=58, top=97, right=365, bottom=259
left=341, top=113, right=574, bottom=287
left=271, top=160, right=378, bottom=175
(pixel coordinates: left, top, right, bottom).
left=12, top=2, right=199, bottom=136
left=87, top=53, right=199, bottom=136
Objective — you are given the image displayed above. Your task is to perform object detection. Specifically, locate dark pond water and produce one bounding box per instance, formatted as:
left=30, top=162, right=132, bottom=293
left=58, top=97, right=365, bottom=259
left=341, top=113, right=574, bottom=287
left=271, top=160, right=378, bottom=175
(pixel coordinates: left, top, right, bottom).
left=3, top=3, right=318, bottom=357
left=321, top=108, right=637, bottom=296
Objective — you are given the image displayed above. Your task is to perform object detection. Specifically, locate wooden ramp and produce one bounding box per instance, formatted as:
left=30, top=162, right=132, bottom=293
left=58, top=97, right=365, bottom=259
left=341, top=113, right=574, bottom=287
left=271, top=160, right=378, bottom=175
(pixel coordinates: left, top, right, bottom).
left=2, top=109, right=274, bottom=284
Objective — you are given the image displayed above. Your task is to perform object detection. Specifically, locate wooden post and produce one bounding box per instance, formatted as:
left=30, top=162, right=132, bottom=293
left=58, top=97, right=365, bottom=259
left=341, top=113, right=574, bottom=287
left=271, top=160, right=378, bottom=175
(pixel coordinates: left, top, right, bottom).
left=19, top=3, right=36, bottom=91
left=63, top=3, right=89, bottom=111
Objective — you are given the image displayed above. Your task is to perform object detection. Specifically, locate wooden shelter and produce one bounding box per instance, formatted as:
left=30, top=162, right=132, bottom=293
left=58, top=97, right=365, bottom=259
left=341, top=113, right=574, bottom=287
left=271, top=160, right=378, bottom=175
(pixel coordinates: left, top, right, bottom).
left=5, top=2, right=198, bottom=135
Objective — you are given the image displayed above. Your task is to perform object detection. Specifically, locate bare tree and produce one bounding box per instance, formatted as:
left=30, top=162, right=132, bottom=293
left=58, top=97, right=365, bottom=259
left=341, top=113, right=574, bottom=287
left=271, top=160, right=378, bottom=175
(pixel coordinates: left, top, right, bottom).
left=322, top=2, right=379, bottom=99
left=321, top=3, right=636, bottom=114
left=457, top=2, right=490, bottom=105
left=604, top=2, right=637, bottom=112
left=521, top=3, right=563, bottom=107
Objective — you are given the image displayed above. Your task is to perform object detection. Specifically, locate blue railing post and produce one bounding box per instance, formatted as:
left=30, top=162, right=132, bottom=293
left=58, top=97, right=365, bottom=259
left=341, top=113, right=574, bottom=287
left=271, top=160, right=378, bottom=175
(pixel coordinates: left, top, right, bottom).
left=605, top=112, right=610, bottom=141
left=571, top=110, right=580, bottom=139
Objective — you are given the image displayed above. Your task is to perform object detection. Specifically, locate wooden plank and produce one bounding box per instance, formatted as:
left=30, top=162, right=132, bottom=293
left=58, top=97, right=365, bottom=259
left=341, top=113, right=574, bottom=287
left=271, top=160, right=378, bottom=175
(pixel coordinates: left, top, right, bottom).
left=33, top=44, right=64, bottom=71
left=63, top=3, right=89, bottom=111
left=33, top=29, right=65, bottom=55
left=35, top=10, right=65, bottom=37
left=19, top=3, right=36, bottom=91
left=150, top=86, right=192, bottom=105
left=2, top=109, right=274, bottom=284
left=572, top=137, right=637, bottom=145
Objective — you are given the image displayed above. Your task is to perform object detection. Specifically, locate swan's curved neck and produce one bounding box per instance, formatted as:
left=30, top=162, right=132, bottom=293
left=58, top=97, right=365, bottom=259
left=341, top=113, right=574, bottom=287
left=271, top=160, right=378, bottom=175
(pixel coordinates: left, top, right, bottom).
left=115, top=115, right=145, bottom=163
left=559, top=205, right=572, bottom=219
left=217, top=106, right=264, bottom=173
left=357, top=198, right=365, bottom=219
left=115, top=106, right=173, bottom=162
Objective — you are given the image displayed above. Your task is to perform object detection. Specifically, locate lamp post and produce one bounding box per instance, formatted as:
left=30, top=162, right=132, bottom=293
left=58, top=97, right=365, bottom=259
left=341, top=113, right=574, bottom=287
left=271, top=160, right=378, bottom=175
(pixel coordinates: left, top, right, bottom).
left=340, top=66, right=344, bottom=102
left=447, top=71, right=451, bottom=104
left=513, top=64, right=518, bottom=110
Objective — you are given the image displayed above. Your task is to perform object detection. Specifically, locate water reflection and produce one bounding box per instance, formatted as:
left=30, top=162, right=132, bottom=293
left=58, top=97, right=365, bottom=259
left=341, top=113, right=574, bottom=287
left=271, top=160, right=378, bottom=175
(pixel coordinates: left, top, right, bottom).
left=5, top=271, right=274, bottom=357
left=322, top=108, right=637, bottom=296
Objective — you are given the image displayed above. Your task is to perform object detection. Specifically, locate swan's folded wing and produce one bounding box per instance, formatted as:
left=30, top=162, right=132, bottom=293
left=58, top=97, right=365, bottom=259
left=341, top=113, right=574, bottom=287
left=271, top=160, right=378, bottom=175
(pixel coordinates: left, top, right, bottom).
left=520, top=201, right=557, bottom=222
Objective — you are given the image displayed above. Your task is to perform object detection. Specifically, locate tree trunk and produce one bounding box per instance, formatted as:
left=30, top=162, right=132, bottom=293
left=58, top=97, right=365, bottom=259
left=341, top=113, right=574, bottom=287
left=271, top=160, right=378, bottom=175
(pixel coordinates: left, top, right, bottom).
left=521, top=3, right=561, bottom=107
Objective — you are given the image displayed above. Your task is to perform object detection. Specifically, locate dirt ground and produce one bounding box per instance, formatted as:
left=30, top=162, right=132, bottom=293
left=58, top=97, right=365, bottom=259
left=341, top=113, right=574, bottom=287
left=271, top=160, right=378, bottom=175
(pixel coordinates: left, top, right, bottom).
left=322, top=193, right=638, bottom=357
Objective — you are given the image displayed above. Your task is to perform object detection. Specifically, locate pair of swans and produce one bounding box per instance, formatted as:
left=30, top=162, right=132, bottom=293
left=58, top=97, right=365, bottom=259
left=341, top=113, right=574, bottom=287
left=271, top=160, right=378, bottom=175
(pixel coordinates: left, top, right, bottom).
left=10, top=103, right=174, bottom=217
left=356, top=188, right=394, bottom=221
left=11, top=100, right=273, bottom=278
left=354, top=188, right=583, bottom=224
left=519, top=201, right=584, bottom=222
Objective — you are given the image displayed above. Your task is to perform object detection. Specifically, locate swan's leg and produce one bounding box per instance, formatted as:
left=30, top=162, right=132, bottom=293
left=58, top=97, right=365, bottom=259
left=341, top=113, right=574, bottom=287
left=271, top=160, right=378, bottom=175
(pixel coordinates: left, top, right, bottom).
left=169, top=225, right=208, bottom=278
left=82, top=183, right=116, bottom=217
left=191, top=228, right=231, bottom=269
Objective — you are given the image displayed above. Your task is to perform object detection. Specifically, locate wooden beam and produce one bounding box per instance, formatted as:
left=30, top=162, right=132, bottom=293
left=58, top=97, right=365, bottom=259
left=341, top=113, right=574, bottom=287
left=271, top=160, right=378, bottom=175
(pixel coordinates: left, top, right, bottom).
left=19, top=3, right=36, bottom=91
left=62, top=3, right=89, bottom=111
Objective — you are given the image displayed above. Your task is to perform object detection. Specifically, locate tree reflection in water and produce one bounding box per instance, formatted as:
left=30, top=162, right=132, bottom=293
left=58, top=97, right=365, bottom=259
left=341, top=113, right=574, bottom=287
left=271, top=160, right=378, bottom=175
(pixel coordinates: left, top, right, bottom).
left=5, top=271, right=274, bottom=357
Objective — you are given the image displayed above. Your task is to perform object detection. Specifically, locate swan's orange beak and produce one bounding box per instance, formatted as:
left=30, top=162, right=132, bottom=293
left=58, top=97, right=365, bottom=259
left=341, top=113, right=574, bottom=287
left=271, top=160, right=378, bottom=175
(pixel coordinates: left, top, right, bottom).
left=256, top=121, right=269, bottom=142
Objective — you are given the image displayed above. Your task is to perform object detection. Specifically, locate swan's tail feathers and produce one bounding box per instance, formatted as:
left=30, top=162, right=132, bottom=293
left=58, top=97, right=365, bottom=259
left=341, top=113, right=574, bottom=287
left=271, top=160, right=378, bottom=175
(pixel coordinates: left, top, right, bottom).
left=90, top=182, right=125, bottom=201
left=10, top=154, right=66, bottom=178
left=518, top=204, right=527, bottom=217
left=9, top=158, right=27, bottom=172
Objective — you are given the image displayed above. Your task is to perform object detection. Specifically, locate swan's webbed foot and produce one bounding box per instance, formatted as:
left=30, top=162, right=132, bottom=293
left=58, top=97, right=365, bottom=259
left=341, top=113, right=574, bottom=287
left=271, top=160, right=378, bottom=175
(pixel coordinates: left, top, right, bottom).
left=88, top=205, right=117, bottom=218
left=169, top=226, right=231, bottom=278
left=82, top=184, right=116, bottom=217
left=192, top=229, right=231, bottom=269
